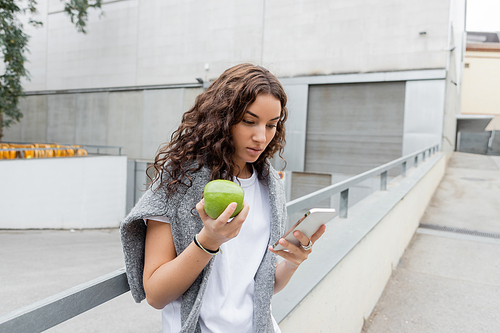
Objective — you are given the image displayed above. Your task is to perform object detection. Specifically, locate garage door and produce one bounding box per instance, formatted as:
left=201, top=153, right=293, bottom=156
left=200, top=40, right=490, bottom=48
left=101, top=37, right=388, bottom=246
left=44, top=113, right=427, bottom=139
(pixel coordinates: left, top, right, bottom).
left=305, top=81, right=405, bottom=175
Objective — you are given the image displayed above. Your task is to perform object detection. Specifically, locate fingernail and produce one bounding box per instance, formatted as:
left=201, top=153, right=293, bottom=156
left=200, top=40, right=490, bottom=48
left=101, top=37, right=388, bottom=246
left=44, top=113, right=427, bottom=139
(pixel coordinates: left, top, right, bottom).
left=230, top=202, right=237, bottom=209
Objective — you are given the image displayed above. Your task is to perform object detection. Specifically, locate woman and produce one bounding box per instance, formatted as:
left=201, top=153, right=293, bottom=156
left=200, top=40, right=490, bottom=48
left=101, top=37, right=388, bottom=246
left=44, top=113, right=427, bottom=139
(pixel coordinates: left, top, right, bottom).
left=120, top=63, right=326, bottom=333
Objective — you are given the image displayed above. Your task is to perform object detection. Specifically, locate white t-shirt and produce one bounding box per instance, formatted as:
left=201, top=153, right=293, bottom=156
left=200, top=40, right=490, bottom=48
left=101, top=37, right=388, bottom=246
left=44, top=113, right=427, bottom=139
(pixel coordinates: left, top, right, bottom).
left=146, top=170, right=281, bottom=333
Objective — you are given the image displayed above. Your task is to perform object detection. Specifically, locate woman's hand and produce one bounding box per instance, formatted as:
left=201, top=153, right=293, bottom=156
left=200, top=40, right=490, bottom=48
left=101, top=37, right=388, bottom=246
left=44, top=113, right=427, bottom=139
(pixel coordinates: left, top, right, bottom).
left=269, top=224, right=327, bottom=267
left=270, top=224, right=327, bottom=294
left=195, top=198, right=250, bottom=251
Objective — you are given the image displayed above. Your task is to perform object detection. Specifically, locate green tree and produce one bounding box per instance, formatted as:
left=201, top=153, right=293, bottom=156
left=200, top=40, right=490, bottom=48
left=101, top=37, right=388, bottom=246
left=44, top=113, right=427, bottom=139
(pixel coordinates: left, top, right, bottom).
left=0, top=0, right=102, bottom=141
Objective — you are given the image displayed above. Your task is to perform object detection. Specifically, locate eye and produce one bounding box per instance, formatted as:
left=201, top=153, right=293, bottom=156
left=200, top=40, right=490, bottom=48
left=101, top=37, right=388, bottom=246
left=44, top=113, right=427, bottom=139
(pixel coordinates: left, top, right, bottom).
left=267, top=124, right=277, bottom=129
left=242, top=119, right=254, bottom=125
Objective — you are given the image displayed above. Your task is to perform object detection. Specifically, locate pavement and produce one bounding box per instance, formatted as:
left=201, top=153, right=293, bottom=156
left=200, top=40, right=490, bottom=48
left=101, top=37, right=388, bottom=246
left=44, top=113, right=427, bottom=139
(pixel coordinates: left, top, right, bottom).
left=1, top=152, right=499, bottom=333
left=0, top=229, right=161, bottom=333
left=362, top=152, right=500, bottom=333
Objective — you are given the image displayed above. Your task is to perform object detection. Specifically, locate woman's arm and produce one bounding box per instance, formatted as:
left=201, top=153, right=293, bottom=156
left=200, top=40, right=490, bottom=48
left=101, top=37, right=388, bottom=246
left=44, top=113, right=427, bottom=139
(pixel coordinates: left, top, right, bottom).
left=270, top=224, right=326, bottom=294
left=143, top=199, right=249, bottom=309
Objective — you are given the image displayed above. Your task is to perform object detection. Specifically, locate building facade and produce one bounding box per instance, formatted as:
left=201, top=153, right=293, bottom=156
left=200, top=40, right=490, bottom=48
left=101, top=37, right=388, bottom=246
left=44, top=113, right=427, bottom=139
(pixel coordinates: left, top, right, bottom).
left=461, top=33, right=500, bottom=130
left=4, top=0, right=467, bottom=200
left=456, top=32, right=500, bottom=155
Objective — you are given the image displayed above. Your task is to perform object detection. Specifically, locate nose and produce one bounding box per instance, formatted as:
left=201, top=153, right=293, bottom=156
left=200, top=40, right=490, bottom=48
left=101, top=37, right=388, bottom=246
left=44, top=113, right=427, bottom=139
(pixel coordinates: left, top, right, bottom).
left=252, top=125, right=267, bottom=143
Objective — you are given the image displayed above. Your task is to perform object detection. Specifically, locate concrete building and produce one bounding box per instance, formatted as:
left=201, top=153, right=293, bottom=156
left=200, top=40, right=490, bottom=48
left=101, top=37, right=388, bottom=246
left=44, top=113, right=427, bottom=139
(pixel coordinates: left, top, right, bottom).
left=456, top=31, right=500, bottom=155
left=3, top=0, right=467, bottom=207
left=461, top=32, right=500, bottom=130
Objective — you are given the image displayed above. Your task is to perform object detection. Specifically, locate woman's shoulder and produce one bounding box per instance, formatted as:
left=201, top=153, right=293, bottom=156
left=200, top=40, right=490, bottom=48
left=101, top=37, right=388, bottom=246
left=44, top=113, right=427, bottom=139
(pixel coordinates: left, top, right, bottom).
left=125, top=163, right=210, bottom=220
left=162, top=163, right=211, bottom=208
left=159, top=161, right=211, bottom=190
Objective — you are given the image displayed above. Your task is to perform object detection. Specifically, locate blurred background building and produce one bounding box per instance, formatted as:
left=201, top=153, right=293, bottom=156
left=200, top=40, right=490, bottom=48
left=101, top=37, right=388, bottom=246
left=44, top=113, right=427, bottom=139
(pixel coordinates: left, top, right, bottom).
left=3, top=0, right=467, bottom=211
left=458, top=30, right=500, bottom=155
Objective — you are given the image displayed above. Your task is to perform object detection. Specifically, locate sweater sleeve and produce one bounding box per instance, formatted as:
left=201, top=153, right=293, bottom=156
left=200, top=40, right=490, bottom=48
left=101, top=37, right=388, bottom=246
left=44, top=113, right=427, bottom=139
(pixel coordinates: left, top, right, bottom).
left=119, top=166, right=209, bottom=304
left=120, top=186, right=174, bottom=303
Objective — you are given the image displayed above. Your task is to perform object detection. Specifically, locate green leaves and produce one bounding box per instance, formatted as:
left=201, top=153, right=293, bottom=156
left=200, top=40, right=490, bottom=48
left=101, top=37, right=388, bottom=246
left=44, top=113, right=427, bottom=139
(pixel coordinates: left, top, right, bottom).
left=0, top=0, right=103, bottom=141
left=64, top=0, right=103, bottom=34
left=0, top=0, right=28, bottom=140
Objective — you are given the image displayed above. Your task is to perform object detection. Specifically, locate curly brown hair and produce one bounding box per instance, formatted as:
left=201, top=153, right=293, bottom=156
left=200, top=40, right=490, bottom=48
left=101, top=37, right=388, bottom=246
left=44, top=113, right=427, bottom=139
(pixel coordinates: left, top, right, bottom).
left=148, top=63, right=288, bottom=196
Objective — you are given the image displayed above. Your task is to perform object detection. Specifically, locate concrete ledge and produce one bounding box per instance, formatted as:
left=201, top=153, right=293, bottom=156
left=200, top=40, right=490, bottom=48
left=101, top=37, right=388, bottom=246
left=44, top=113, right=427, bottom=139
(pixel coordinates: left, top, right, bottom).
left=0, top=155, right=127, bottom=229
left=273, top=152, right=446, bottom=332
left=279, top=69, right=447, bottom=85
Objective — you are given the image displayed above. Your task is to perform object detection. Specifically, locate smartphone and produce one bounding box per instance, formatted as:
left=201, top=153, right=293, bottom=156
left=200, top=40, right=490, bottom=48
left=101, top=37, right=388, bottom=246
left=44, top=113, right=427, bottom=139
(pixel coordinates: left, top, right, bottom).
left=272, top=208, right=336, bottom=251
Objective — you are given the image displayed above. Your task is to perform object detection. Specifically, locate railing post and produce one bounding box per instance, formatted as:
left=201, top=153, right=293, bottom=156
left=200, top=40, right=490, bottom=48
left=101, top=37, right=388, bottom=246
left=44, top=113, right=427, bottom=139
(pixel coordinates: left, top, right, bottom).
left=422, top=150, right=426, bottom=162
left=401, top=161, right=407, bottom=176
left=414, top=155, right=418, bottom=167
left=380, top=171, right=387, bottom=191
left=339, top=189, right=349, bottom=218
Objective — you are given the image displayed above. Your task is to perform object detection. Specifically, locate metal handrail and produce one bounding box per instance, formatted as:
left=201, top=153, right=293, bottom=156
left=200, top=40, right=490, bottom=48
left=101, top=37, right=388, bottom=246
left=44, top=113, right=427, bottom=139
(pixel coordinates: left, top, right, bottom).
left=0, top=144, right=439, bottom=332
left=0, top=147, right=83, bottom=152
left=1, top=142, right=123, bottom=156
left=0, top=269, right=128, bottom=333
left=286, top=144, right=439, bottom=217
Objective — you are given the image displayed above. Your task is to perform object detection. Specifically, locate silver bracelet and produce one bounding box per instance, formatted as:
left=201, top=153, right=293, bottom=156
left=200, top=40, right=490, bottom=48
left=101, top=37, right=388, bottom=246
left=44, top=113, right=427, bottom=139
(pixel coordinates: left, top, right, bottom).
left=194, top=234, right=222, bottom=256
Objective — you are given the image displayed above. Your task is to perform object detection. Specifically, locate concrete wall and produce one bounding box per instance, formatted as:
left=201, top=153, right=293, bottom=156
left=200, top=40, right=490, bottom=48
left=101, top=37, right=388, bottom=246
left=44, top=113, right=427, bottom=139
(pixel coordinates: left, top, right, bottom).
left=4, top=87, right=204, bottom=160
left=274, top=152, right=447, bottom=332
left=0, top=155, right=127, bottom=229
left=458, top=131, right=500, bottom=155
left=18, top=0, right=453, bottom=92
left=448, top=0, right=467, bottom=88
left=403, top=80, right=446, bottom=155
left=442, top=39, right=461, bottom=153
left=461, top=49, right=500, bottom=131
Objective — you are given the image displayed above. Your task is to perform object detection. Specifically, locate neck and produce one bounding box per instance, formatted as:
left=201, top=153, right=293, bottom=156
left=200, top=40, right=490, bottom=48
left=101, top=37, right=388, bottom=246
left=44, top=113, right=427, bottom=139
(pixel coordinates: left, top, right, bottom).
left=236, top=164, right=252, bottom=179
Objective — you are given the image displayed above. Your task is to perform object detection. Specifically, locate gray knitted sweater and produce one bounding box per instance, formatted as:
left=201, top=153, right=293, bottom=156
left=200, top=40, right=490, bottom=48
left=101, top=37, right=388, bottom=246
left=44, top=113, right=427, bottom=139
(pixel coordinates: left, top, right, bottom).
left=120, top=164, right=287, bottom=333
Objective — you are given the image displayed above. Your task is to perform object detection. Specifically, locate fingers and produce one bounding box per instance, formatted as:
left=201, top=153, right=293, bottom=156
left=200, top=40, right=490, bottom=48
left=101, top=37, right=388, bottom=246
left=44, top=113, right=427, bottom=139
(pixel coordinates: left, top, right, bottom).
left=196, top=198, right=208, bottom=220
left=216, top=202, right=238, bottom=223
left=292, top=230, right=311, bottom=248
left=196, top=200, right=249, bottom=248
left=269, top=246, right=300, bottom=268
left=310, top=224, right=327, bottom=243
left=268, top=238, right=306, bottom=268
left=292, top=224, right=327, bottom=247
left=268, top=224, right=328, bottom=267
left=272, top=238, right=305, bottom=255
left=216, top=200, right=249, bottom=225
left=196, top=198, right=248, bottom=226
left=231, top=200, right=250, bottom=222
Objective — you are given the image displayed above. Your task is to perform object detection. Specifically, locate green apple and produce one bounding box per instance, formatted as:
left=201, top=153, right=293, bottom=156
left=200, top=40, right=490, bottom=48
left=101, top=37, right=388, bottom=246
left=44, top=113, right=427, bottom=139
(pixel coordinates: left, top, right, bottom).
left=203, top=180, right=244, bottom=219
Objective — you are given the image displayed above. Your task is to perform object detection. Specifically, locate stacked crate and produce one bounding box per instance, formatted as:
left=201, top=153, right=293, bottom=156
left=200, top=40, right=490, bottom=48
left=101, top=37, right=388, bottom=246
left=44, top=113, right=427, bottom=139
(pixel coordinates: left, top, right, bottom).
left=0, top=144, right=88, bottom=159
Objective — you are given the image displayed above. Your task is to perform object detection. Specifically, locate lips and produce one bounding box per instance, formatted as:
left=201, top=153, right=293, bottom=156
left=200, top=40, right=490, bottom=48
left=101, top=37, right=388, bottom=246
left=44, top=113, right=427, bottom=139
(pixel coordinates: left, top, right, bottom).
left=247, top=147, right=262, bottom=156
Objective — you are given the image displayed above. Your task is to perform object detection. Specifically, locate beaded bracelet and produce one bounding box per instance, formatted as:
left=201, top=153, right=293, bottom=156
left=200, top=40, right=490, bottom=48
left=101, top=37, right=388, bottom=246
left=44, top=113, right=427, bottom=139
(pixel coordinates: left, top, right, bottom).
left=194, top=234, right=222, bottom=256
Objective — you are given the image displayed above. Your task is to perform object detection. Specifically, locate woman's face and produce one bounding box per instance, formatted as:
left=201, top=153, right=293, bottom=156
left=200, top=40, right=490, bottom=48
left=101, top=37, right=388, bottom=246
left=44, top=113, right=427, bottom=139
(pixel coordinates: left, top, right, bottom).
left=231, top=93, right=282, bottom=177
